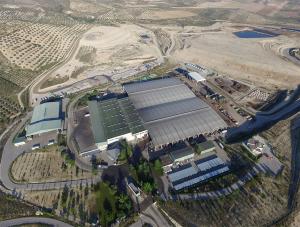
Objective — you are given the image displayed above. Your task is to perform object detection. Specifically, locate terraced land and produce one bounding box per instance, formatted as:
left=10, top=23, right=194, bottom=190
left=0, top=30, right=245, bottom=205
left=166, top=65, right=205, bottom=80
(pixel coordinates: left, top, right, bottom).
left=0, top=22, right=88, bottom=71
left=0, top=7, right=90, bottom=132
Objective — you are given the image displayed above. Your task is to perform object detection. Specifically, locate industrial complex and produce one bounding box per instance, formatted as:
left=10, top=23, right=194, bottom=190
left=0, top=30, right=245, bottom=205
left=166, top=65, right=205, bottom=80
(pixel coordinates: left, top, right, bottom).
left=123, top=78, right=227, bottom=148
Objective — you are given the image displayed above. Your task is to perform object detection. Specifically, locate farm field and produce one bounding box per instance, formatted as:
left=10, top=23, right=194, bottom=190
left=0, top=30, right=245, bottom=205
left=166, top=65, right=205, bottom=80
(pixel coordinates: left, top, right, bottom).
left=21, top=182, right=132, bottom=225
left=0, top=22, right=88, bottom=71
left=11, top=146, right=93, bottom=183
left=22, top=185, right=95, bottom=222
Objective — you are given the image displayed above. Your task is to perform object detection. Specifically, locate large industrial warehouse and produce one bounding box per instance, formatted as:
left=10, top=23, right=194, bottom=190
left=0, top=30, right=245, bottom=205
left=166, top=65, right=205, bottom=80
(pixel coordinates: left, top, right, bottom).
left=88, top=95, right=148, bottom=150
left=26, top=101, right=63, bottom=137
left=123, top=78, right=227, bottom=148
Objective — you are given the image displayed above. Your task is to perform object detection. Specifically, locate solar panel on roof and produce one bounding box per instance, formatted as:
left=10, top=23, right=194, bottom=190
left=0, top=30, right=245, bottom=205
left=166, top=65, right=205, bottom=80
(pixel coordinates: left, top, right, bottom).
left=172, top=166, right=230, bottom=190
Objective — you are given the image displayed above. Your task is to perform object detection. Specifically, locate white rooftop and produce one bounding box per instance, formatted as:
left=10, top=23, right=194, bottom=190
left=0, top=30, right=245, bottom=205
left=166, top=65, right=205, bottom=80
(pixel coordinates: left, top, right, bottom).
left=188, top=72, right=206, bottom=82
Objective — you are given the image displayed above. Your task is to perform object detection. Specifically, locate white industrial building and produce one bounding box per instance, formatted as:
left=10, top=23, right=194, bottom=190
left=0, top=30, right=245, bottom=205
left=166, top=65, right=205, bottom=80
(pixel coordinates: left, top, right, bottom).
left=187, top=71, right=206, bottom=83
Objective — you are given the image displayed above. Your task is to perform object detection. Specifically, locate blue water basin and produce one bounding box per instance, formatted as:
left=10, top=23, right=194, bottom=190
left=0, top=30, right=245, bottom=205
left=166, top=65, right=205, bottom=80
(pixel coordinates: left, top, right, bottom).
left=234, top=30, right=278, bottom=38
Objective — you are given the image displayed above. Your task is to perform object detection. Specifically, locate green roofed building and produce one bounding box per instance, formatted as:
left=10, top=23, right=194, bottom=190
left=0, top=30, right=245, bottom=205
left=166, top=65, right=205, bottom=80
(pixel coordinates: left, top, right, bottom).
left=88, top=95, right=148, bottom=150
left=196, top=141, right=215, bottom=155
left=170, top=146, right=194, bottom=163
left=26, top=101, right=63, bottom=137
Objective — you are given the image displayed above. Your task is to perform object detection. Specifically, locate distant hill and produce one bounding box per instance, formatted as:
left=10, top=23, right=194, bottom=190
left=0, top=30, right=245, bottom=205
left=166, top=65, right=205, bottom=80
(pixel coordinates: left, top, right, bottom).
left=0, top=0, right=69, bottom=11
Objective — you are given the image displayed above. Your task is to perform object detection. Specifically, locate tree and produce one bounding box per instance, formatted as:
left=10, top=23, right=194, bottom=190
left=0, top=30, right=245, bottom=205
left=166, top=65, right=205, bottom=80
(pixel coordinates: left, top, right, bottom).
left=153, top=159, right=163, bottom=176
left=84, top=186, right=89, bottom=197
left=117, top=194, right=132, bottom=213
left=142, top=182, right=153, bottom=194
left=126, top=145, right=133, bottom=158
left=61, top=185, right=69, bottom=207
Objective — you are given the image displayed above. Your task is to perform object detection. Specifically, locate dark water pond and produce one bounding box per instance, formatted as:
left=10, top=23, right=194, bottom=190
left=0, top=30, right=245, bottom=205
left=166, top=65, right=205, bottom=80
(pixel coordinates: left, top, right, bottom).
left=234, top=30, right=278, bottom=38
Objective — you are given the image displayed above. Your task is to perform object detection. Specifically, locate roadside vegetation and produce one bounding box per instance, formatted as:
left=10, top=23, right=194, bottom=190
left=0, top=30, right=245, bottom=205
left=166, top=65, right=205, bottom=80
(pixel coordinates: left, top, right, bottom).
left=91, top=182, right=133, bottom=226
left=0, top=191, right=36, bottom=221
left=40, top=76, right=69, bottom=89
left=117, top=140, right=158, bottom=195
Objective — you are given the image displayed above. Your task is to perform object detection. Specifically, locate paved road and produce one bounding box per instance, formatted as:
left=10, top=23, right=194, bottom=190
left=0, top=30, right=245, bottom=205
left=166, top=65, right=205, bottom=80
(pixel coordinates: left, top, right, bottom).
left=282, top=48, right=300, bottom=67
left=131, top=203, right=171, bottom=227
left=0, top=217, right=73, bottom=227
left=0, top=114, right=100, bottom=191
left=26, top=26, right=89, bottom=108
left=66, top=94, right=94, bottom=171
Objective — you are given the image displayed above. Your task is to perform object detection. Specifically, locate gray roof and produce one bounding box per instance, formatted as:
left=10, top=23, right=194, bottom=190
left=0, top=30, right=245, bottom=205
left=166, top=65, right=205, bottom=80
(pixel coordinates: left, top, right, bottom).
left=107, top=148, right=121, bottom=161
left=146, top=109, right=227, bottom=146
left=123, top=78, right=182, bottom=94
left=124, top=78, right=227, bottom=146
left=170, top=146, right=194, bottom=161
left=188, top=72, right=206, bottom=82
left=26, top=101, right=62, bottom=137
left=88, top=96, right=145, bottom=144
left=168, top=163, right=198, bottom=182
left=30, top=102, right=60, bottom=124
left=127, top=84, right=195, bottom=109
left=138, top=97, right=209, bottom=123
left=172, top=166, right=229, bottom=190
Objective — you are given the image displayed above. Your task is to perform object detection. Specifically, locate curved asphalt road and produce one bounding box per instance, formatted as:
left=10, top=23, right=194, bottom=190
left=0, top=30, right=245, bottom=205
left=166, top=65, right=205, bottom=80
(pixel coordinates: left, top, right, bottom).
left=0, top=114, right=100, bottom=191
left=0, top=217, right=73, bottom=227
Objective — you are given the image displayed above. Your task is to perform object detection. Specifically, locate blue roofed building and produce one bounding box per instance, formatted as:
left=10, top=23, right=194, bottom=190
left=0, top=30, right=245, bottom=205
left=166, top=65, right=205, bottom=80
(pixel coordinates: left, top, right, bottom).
left=167, top=154, right=230, bottom=191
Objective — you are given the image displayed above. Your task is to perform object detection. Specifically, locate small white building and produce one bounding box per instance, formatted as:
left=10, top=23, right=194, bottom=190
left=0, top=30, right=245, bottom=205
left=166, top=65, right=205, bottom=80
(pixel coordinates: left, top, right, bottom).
left=187, top=72, right=206, bottom=83
left=242, top=137, right=263, bottom=157
left=126, top=177, right=141, bottom=197
left=13, top=138, right=26, bottom=147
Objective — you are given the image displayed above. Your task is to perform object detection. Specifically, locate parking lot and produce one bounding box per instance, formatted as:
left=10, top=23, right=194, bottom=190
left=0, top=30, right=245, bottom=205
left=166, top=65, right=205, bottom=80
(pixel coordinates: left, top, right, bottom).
left=15, top=131, right=58, bottom=153
left=73, top=107, right=96, bottom=154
